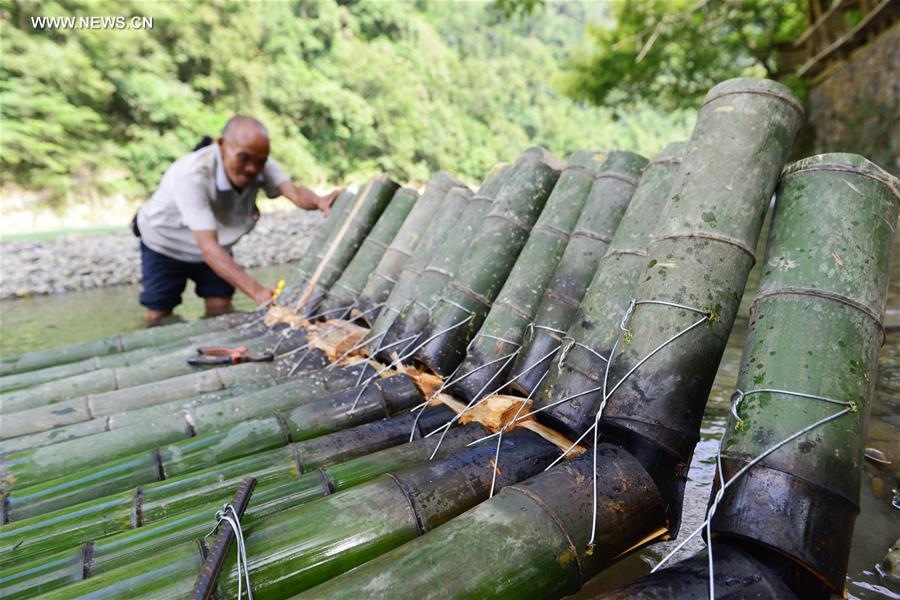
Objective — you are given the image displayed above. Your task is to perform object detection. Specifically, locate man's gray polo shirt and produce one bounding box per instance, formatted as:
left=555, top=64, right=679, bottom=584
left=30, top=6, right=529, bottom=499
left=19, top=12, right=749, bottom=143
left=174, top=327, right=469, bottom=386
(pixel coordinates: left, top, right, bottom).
left=137, top=144, right=289, bottom=263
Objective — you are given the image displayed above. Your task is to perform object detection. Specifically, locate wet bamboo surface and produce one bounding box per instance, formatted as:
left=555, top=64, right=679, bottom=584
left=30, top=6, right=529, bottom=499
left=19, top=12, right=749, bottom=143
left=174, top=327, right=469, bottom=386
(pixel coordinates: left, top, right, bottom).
left=413, top=148, right=563, bottom=375
left=376, top=165, right=512, bottom=361
left=1, top=78, right=893, bottom=600
left=316, top=186, right=419, bottom=318
left=510, top=144, right=679, bottom=398
left=354, top=173, right=461, bottom=319
left=1, top=371, right=423, bottom=518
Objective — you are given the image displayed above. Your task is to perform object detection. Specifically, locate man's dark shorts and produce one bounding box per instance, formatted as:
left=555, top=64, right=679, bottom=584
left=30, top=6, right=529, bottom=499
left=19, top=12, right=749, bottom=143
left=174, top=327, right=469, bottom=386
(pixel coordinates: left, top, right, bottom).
left=139, top=242, right=235, bottom=311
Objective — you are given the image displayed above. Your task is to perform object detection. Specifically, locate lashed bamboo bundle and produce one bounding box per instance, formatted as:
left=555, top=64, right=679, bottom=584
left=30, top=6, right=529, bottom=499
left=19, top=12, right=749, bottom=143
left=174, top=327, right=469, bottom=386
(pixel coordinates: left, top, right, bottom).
left=1, top=78, right=890, bottom=600
left=301, top=77, right=805, bottom=597
left=450, top=149, right=646, bottom=402
left=0, top=155, right=552, bottom=518
left=509, top=144, right=680, bottom=397
left=600, top=153, right=898, bottom=598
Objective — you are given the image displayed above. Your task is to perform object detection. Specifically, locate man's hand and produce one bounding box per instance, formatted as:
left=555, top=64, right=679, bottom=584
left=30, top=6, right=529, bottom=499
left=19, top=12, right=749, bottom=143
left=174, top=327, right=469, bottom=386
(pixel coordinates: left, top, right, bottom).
left=278, top=181, right=343, bottom=215
left=252, top=287, right=275, bottom=307
left=314, top=189, right=341, bottom=216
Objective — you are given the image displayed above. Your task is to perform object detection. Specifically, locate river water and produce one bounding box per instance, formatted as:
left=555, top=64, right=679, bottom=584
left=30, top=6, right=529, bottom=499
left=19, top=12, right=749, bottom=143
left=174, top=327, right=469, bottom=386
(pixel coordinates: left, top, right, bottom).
left=0, top=257, right=897, bottom=597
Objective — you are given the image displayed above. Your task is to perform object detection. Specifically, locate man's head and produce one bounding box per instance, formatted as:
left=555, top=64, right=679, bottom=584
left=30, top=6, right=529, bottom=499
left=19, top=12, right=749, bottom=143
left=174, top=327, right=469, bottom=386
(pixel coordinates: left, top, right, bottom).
left=217, top=116, right=270, bottom=190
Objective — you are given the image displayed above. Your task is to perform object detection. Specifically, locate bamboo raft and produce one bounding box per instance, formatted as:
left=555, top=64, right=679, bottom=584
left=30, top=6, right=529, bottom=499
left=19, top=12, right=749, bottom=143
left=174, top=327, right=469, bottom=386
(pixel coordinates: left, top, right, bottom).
left=1, top=78, right=897, bottom=599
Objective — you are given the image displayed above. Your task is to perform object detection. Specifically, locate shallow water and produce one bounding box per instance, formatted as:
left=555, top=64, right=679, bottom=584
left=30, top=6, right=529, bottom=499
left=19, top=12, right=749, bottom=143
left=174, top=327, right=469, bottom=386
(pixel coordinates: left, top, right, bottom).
left=0, top=254, right=897, bottom=597
left=0, top=264, right=292, bottom=356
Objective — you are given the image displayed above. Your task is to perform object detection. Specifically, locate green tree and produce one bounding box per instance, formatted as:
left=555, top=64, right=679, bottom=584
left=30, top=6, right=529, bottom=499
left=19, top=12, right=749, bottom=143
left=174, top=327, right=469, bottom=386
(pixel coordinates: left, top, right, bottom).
left=0, top=0, right=692, bottom=209
left=561, top=0, right=808, bottom=111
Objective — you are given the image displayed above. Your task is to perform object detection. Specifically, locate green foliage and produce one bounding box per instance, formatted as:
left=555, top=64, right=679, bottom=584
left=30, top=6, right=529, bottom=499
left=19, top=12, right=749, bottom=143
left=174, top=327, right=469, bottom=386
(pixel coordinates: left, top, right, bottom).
left=562, top=0, right=807, bottom=111
left=1, top=0, right=692, bottom=207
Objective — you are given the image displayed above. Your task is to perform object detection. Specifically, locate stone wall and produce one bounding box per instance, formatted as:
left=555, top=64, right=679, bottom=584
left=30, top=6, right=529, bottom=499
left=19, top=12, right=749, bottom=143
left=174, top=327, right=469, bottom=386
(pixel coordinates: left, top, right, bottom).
left=808, top=21, right=899, bottom=175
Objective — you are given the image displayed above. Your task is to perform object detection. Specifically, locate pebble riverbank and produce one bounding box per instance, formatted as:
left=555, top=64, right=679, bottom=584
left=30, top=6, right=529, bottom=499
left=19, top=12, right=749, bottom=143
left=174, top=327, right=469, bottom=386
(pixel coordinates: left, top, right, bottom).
left=0, top=210, right=322, bottom=299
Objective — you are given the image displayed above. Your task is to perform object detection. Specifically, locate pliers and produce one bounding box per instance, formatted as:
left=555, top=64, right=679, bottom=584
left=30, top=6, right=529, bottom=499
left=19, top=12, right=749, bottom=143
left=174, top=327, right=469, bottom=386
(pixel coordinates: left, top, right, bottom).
left=187, top=346, right=274, bottom=366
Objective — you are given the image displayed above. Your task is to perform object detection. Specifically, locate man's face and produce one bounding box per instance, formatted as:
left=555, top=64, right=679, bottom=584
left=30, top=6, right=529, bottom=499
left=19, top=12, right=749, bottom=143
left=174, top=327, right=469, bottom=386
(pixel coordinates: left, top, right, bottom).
left=218, top=134, right=270, bottom=190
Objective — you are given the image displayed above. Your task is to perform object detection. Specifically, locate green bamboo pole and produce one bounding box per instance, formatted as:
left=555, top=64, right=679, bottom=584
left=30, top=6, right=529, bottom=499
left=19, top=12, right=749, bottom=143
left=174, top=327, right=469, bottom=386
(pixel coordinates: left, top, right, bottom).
left=598, top=78, right=803, bottom=486
left=0, top=355, right=318, bottom=440
left=302, top=449, right=666, bottom=599
left=37, top=429, right=559, bottom=599
left=508, top=147, right=660, bottom=396
left=297, top=176, right=401, bottom=315
left=277, top=189, right=356, bottom=303
left=0, top=364, right=374, bottom=494
left=529, top=142, right=686, bottom=431
left=0, top=407, right=463, bottom=575
left=0, top=327, right=309, bottom=414
left=353, top=173, right=461, bottom=321
left=1, top=372, right=421, bottom=517
left=450, top=150, right=644, bottom=402
left=366, top=185, right=473, bottom=343
left=376, top=165, right=512, bottom=361
left=315, top=186, right=420, bottom=318
left=304, top=78, right=805, bottom=598
left=0, top=381, right=277, bottom=454
left=413, top=148, right=563, bottom=375
left=0, top=343, right=185, bottom=394
left=707, top=154, right=899, bottom=594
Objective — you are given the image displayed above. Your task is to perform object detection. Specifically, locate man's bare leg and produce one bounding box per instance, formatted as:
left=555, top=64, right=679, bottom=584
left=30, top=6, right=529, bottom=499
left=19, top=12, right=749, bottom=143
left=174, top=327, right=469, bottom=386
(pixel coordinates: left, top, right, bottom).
left=145, top=308, right=172, bottom=327
left=204, top=296, right=233, bottom=317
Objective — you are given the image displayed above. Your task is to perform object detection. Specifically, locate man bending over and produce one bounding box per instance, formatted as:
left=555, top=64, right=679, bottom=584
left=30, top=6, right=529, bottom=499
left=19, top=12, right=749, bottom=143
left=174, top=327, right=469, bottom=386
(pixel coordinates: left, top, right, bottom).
left=135, top=115, right=340, bottom=326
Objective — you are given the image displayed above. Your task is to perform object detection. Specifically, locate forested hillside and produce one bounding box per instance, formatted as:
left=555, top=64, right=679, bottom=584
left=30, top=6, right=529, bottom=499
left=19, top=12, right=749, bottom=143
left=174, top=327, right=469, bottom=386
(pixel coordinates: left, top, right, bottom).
left=0, top=0, right=694, bottom=206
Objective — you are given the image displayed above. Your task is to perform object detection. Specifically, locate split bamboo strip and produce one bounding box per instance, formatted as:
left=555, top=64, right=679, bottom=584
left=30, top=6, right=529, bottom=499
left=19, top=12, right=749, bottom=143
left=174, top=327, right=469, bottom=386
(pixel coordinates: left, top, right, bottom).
left=296, top=177, right=400, bottom=315
left=316, top=186, right=420, bottom=318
